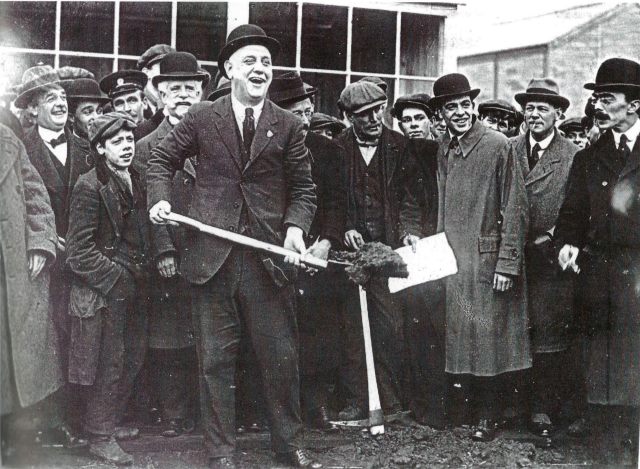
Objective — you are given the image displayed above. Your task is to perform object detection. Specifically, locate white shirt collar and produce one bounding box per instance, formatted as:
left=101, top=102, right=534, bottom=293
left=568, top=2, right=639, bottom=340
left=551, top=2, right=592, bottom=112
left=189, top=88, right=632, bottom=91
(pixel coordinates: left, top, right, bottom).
left=231, top=93, right=264, bottom=138
left=38, top=126, right=67, bottom=166
left=612, top=117, right=640, bottom=150
left=529, top=130, right=555, bottom=152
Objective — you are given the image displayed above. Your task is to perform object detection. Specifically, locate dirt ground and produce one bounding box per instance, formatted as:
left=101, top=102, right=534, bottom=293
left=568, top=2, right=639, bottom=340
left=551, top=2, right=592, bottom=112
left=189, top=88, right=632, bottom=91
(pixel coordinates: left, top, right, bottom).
left=2, top=417, right=638, bottom=469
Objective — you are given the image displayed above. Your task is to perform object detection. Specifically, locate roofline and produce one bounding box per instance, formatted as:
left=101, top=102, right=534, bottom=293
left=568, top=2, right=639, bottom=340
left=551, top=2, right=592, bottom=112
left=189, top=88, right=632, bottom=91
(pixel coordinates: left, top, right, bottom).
left=458, top=44, right=546, bottom=61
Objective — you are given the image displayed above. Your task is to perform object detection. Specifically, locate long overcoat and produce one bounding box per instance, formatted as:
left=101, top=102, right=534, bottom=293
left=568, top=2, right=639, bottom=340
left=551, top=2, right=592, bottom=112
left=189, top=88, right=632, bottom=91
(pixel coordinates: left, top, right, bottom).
left=136, top=118, right=195, bottom=349
left=555, top=129, right=640, bottom=406
left=0, top=124, right=62, bottom=414
left=437, top=121, right=531, bottom=376
left=511, top=131, right=579, bottom=352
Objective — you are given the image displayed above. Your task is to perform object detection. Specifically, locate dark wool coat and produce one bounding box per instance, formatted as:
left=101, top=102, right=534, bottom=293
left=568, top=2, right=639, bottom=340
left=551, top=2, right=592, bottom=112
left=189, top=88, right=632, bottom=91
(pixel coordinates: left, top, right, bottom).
left=147, top=96, right=316, bottom=287
left=555, top=129, right=640, bottom=406
left=437, top=121, right=531, bottom=376
left=0, top=124, right=62, bottom=414
left=136, top=117, right=195, bottom=349
left=511, top=131, right=579, bottom=353
left=333, top=127, right=414, bottom=248
left=65, top=160, right=150, bottom=384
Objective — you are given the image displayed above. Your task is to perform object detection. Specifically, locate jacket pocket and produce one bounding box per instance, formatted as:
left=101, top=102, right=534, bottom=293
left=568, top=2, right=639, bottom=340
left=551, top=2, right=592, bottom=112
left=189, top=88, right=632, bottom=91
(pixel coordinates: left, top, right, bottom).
left=68, top=283, right=107, bottom=318
left=478, top=235, right=500, bottom=284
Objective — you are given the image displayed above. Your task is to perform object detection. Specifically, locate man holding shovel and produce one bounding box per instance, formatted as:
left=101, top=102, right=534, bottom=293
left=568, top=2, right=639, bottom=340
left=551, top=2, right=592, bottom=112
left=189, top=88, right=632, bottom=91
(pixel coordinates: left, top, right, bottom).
left=147, top=25, right=320, bottom=469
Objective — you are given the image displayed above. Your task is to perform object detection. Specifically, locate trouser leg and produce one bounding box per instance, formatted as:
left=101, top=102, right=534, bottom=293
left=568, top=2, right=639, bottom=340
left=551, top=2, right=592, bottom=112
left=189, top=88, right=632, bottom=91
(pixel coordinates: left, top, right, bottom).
left=338, top=282, right=366, bottom=409
left=152, top=348, right=195, bottom=421
left=238, top=252, right=302, bottom=454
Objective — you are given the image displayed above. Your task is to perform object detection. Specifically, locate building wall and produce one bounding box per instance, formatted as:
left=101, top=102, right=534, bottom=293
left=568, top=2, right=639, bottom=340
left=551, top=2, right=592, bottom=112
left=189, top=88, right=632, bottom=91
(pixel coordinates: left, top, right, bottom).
left=457, top=54, right=495, bottom=103
left=549, top=4, right=640, bottom=117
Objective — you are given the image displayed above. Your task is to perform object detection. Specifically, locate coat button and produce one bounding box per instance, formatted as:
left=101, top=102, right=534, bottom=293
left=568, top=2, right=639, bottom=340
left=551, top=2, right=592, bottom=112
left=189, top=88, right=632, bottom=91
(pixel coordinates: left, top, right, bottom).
left=183, top=178, right=190, bottom=185
left=602, top=181, right=608, bottom=186
left=228, top=226, right=236, bottom=232
left=233, top=202, right=240, bottom=209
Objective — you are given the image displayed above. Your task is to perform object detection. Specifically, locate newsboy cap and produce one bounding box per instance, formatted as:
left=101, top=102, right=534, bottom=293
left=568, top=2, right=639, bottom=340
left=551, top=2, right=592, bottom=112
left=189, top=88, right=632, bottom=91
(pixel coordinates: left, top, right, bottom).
left=137, top=44, right=176, bottom=71
left=477, top=99, right=517, bottom=117
left=310, top=112, right=346, bottom=134
left=558, top=117, right=584, bottom=133
left=99, top=70, right=148, bottom=99
left=338, top=81, right=387, bottom=114
left=357, top=76, right=388, bottom=92
left=392, top=93, right=433, bottom=119
left=88, top=111, right=137, bottom=147
left=218, top=24, right=281, bottom=79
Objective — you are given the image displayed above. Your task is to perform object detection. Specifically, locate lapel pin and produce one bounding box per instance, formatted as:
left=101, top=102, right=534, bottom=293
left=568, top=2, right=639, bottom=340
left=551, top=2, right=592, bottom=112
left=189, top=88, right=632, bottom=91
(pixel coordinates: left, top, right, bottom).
left=602, top=181, right=608, bottom=186
left=267, top=130, right=273, bottom=138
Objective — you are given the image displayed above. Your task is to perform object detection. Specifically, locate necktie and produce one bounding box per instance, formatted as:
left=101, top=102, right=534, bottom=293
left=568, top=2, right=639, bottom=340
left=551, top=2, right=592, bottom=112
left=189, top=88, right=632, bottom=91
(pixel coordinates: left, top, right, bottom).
left=243, top=107, right=255, bottom=160
left=449, top=136, right=460, bottom=155
left=529, top=143, right=541, bottom=170
left=49, top=133, right=67, bottom=148
left=618, top=134, right=631, bottom=159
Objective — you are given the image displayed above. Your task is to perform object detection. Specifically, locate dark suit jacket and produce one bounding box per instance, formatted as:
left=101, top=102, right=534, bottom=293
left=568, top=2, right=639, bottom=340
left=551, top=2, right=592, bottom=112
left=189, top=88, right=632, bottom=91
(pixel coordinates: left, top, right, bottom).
left=24, top=126, right=93, bottom=237
left=147, top=96, right=316, bottom=285
left=305, top=131, right=346, bottom=246
left=334, top=127, right=415, bottom=248
left=134, top=108, right=165, bottom=141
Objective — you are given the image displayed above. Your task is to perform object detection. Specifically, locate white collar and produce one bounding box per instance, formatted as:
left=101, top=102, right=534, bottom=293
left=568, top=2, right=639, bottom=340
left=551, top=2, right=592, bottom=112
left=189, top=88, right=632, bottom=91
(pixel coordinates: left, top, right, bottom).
left=231, top=93, right=264, bottom=122
left=612, top=118, right=640, bottom=149
left=38, top=126, right=65, bottom=142
left=529, top=130, right=555, bottom=151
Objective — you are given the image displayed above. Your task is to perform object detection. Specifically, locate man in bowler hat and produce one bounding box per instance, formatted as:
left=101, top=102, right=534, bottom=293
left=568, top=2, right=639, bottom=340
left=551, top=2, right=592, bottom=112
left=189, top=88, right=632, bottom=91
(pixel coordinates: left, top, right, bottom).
left=555, top=58, right=640, bottom=440
left=431, top=73, right=529, bottom=441
left=147, top=25, right=320, bottom=468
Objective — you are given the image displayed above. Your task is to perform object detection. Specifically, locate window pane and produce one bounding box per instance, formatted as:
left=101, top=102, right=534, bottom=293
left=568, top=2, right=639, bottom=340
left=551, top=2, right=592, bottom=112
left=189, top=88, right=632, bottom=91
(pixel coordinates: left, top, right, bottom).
left=300, top=72, right=346, bottom=118
left=0, top=1, right=56, bottom=49
left=249, top=2, right=296, bottom=67
left=1, top=53, right=55, bottom=90
left=61, top=2, right=114, bottom=54
left=400, top=13, right=441, bottom=77
left=119, top=2, right=172, bottom=56
left=177, top=2, right=227, bottom=62
left=301, top=4, right=347, bottom=71
left=398, top=79, right=434, bottom=98
left=117, top=59, right=138, bottom=71
left=59, top=56, right=114, bottom=82
left=351, top=9, right=396, bottom=75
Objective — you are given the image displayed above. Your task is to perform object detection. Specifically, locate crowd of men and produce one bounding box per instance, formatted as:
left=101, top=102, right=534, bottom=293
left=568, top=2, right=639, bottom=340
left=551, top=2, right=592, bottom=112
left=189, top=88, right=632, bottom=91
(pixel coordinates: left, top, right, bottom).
left=1, top=22, right=639, bottom=469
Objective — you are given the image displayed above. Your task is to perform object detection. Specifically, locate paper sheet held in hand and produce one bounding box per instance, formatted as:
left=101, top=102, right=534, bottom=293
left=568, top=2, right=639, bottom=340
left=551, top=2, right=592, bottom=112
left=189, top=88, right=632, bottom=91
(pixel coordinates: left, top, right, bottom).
left=388, top=233, right=458, bottom=293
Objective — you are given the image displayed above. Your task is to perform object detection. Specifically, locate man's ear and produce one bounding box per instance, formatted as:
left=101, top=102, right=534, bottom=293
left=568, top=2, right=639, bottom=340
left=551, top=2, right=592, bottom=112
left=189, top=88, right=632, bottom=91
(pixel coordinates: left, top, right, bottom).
left=627, top=98, right=640, bottom=115
left=95, top=142, right=105, bottom=155
left=224, top=60, right=233, bottom=79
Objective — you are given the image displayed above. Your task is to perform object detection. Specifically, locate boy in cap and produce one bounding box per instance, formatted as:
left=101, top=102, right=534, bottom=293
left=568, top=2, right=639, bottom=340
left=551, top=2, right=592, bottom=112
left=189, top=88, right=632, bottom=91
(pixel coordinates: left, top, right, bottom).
left=511, top=78, right=580, bottom=439
left=309, top=112, right=345, bottom=139
left=392, top=93, right=433, bottom=140
left=555, top=58, right=640, bottom=440
left=477, top=99, right=519, bottom=136
left=430, top=73, right=529, bottom=441
left=62, top=78, right=110, bottom=154
left=66, top=112, right=149, bottom=465
left=148, top=24, right=320, bottom=469
left=558, top=118, right=588, bottom=149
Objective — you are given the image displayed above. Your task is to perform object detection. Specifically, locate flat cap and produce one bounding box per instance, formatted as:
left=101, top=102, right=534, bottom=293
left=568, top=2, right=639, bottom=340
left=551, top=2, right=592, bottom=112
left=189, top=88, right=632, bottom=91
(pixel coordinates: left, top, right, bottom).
left=558, top=117, right=584, bottom=133
left=310, top=112, right=346, bottom=134
left=99, top=70, right=148, bottom=99
left=358, top=76, right=388, bottom=92
left=478, top=99, right=517, bottom=116
left=57, top=66, right=95, bottom=81
left=137, top=44, right=176, bottom=70
left=338, top=81, right=387, bottom=114
left=89, top=111, right=137, bottom=147
left=392, top=93, right=432, bottom=119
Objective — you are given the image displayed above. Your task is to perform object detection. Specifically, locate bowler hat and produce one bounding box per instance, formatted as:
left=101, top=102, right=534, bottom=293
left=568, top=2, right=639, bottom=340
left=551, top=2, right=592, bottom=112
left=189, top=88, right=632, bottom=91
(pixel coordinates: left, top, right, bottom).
left=392, top=93, right=432, bottom=119
left=89, top=111, right=137, bottom=148
left=515, top=78, right=570, bottom=111
left=137, top=44, right=176, bottom=71
left=478, top=99, right=517, bottom=116
left=218, top=24, right=281, bottom=79
left=268, top=72, right=316, bottom=106
left=428, top=73, right=480, bottom=109
left=310, top=112, right=346, bottom=134
left=15, top=65, right=62, bottom=109
left=100, top=70, right=148, bottom=99
left=338, top=81, right=387, bottom=115
left=152, top=52, right=210, bottom=88
left=584, top=58, right=640, bottom=92
left=206, top=78, right=231, bottom=102
left=62, top=78, right=110, bottom=104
